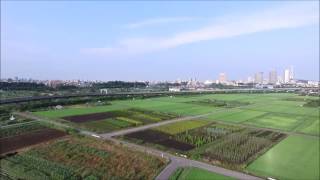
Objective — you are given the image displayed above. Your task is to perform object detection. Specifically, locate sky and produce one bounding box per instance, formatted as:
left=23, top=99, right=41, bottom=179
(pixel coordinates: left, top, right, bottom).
left=1, top=1, right=319, bottom=81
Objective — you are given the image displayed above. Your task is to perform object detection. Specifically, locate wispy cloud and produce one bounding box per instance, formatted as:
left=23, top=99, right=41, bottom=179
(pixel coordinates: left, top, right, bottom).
left=82, top=3, right=318, bottom=56
left=124, top=17, right=196, bottom=29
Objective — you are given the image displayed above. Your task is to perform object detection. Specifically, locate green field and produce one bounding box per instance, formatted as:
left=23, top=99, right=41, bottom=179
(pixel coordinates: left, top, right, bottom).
left=34, top=93, right=319, bottom=136
left=154, top=120, right=211, bottom=135
left=244, top=113, right=302, bottom=131
left=206, top=109, right=266, bottom=123
left=247, top=135, right=320, bottom=180
left=169, top=167, right=234, bottom=180
left=9, top=92, right=320, bottom=180
left=77, top=118, right=134, bottom=133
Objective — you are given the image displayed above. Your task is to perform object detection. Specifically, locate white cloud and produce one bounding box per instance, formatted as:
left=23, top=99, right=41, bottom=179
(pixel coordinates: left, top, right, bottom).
left=124, top=17, right=196, bottom=29
left=82, top=3, right=319, bottom=56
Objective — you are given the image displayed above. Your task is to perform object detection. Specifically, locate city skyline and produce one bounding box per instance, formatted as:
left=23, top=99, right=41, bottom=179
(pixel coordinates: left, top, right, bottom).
left=1, top=1, right=319, bottom=81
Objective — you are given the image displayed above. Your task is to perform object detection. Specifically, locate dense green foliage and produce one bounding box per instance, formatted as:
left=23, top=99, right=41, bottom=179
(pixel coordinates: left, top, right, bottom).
left=92, top=81, right=148, bottom=89
left=303, top=99, right=320, bottom=107
left=189, top=99, right=250, bottom=108
left=0, top=82, right=50, bottom=91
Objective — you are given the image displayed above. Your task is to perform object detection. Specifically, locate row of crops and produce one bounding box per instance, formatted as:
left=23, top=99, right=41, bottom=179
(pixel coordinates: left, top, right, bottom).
left=188, top=99, right=250, bottom=108
left=174, top=124, right=243, bottom=147
left=124, top=121, right=286, bottom=169
left=1, top=152, right=77, bottom=180
left=1, top=136, right=167, bottom=180
left=66, top=108, right=178, bottom=133
left=0, top=121, right=45, bottom=138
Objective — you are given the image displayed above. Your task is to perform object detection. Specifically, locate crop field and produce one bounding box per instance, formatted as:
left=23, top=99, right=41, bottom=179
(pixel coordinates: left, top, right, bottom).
left=34, top=93, right=319, bottom=135
left=206, top=109, right=266, bottom=123
left=37, top=108, right=177, bottom=133
left=1, top=136, right=167, bottom=179
left=244, top=113, right=303, bottom=131
left=247, top=135, right=319, bottom=180
left=169, top=167, right=234, bottom=180
left=154, top=119, right=211, bottom=135
left=123, top=121, right=286, bottom=169
left=124, top=129, right=195, bottom=151
left=0, top=125, right=67, bottom=154
left=0, top=121, right=45, bottom=138
left=187, top=99, right=250, bottom=108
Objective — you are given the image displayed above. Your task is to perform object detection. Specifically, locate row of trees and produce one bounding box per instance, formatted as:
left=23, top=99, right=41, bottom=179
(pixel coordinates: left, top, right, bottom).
left=93, top=81, right=148, bottom=89
left=0, top=82, right=51, bottom=91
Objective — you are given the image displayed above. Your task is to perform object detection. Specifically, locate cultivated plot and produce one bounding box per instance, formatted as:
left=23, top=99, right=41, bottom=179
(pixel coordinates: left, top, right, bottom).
left=1, top=136, right=167, bottom=179
left=0, top=122, right=67, bottom=154
left=169, top=167, right=234, bottom=180
left=247, top=135, right=319, bottom=180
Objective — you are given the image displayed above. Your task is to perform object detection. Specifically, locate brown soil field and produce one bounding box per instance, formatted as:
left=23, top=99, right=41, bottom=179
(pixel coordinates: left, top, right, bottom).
left=62, top=112, right=118, bottom=123
left=0, top=128, right=67, bottom=154
left=125, top=129, right=194, bottom=151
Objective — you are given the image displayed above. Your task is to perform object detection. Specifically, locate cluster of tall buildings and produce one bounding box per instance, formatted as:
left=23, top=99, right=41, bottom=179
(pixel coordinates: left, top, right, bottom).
left=252, top=66, right=294, bottom=84
left=216, top=66, right=296, bottom=85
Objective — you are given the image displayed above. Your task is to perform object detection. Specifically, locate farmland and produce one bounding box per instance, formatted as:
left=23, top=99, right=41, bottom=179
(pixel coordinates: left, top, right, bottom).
left=7, top=92, right=319, bottom=180
left=123, top=121, right=286, bottom=169
left=1, top=136, right=167, bottom=179
left=36, top=108, right=177, bottom=133
left=0, top=121, right=67, bottom=154
left=247, top=135, right=319, bottom=180
left=34, top=93, right=319, bottom=136
left=169, top=167, right=234, bottom=180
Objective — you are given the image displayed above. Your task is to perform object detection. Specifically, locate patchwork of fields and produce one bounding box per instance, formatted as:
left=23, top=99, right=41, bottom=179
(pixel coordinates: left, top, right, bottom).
left=123, top=121, right=287, bottom=169
left=36, top=108, right=177, bottom=133
left=4, top=92, right=318, bottom=180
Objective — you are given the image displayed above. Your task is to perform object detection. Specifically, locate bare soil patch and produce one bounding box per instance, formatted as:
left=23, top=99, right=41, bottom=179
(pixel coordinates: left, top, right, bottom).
left=125, top=129, right=194, bottom=151
left=0, top=128, right=67, bottom=154
left=62, top=112, right=118, bottom=123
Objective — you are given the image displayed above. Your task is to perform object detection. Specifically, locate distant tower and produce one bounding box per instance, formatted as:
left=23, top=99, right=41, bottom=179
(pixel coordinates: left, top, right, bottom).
left=254, top=72, right=263, bottom=84
left=218, top=73, right=227, bottom=83
left=289, top=66, right=294, bottom=81
left=269, top=70, right=277, bottom=84
left=284, top=69, right=290, bottom=83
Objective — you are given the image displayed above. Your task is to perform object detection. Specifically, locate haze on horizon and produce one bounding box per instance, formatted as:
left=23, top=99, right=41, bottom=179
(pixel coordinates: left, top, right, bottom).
left=1, top=1, right=319, bottom=81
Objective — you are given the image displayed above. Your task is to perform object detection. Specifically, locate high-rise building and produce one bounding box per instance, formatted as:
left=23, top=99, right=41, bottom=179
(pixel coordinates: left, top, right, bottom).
left=269, top=70, right=277, bottom=84
left=254, top=72, right=263, bottom=84
left=218, top=73, right=227, bottom=83
left=284, top=66, right=294, bottom=83
left=289, top=66, right=294, bottom=80
left=284, top=69, right=290, bottom=83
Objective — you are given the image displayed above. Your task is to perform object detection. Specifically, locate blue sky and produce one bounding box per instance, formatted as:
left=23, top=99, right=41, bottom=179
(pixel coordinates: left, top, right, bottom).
left=1, top=1, right=319, bottom=81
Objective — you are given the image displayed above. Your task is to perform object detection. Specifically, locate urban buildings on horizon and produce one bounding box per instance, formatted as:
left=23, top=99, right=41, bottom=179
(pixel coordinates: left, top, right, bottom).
left=1, top=65, right=319, bottom=88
